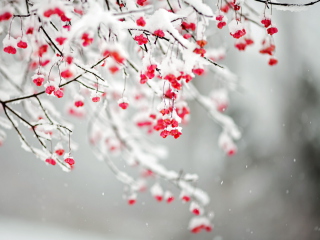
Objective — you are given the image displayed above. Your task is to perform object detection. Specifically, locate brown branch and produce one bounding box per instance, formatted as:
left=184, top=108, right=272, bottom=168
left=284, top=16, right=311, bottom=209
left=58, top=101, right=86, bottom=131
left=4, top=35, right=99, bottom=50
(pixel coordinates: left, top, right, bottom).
left=5, top=105, right=48, bottom=149
left=3, top=56, right=110, bottom=104
left=2, top=103, right=35, bottom=154
left=254, top=0, right=320, bottom=6
left=25, top=0, right=30, bottom=14
left=113, top=6, right=153, bottom=16
left=105, top=0, right=110, bottom=11
left=34, top=96, right=72, bottom=134
left=166, top=31, right=187, bottom=49
left=224, top=0, right=262, bottom=27
left=183, top=1, right=214, bottom=18
left=40, top=26, right=64, bottom=57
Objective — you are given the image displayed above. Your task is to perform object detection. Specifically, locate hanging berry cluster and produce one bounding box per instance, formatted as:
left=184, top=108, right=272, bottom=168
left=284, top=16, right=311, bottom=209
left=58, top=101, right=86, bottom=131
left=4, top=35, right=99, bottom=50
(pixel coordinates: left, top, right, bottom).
left=0, top=0, right=312, bottom=234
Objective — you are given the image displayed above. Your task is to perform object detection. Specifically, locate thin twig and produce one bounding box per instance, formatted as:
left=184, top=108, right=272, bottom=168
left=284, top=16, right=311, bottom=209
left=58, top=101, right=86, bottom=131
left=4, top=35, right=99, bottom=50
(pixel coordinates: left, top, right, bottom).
left=254, top=0, right=320, bottom=7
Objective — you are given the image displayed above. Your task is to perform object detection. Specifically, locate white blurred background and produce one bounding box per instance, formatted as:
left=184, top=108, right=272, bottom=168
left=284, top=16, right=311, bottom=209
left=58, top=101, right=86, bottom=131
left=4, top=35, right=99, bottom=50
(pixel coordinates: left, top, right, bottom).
left=1, top=2, right=320, bottom=240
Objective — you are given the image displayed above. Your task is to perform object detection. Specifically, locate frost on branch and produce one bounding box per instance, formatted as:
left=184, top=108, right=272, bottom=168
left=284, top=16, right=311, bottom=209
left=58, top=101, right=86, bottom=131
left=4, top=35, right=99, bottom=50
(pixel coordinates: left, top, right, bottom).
left=0, top=0, right=317, bottom=234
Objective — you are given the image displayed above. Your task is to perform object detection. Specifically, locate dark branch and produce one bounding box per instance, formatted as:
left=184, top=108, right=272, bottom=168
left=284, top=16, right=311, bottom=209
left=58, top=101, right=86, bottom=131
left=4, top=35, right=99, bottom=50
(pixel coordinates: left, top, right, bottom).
left=25, top=0, right=30, bottom=14
left=4, top=56, right=110, bottom=104
left=253, top=0, right=320, bottom=6
left=40, top=26, right=64, bottom=57
left=105, top=0, right=110, bottom=11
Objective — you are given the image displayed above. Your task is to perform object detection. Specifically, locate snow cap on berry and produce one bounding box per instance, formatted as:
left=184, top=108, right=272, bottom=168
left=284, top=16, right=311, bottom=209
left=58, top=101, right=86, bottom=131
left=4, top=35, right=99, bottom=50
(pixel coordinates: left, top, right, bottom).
left=150, top=183, right=164, bottom=201
left=32, top=74, right=45, bottom=87
left=127, top=193, right=137, bottom=205
left=189, top=201, right=203, bottom=215
left=164, top=191, right=175, bottom=203
left=2, top=35, right=17, bottom=54
left=188, top=216, right=213, bottom=233
left=228, top=20, right=246, bottom=39
left=180, top=190, right=191, bottom=202
left=118, top=97, right=129, bottom=109
left=54, top=142, right=65, bottom=156
left=218, top=131, right=237, bottom=156
left=0, top=5, right=14, bottom=22
left=210, top=88, right=229, bottom=112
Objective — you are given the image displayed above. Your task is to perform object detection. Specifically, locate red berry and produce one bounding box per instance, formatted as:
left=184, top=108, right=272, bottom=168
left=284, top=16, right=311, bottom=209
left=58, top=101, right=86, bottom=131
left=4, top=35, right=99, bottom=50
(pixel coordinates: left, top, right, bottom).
left=189, top=23, right=196, bottom=31
left=217, top=103, right=228, bottom=112
left=220, top=4, right=230, bottom=13
left=234, top=5, right=240, bottom=11
left=192, top=208, right=200, bottom=215
left=92, top=96, right=100, bottom=102
left=45, top=85, right=55, bottom=94
left=110, top=51, right=125, bottom=64
left=155, top=195, right=163, bottom=201
left=119, top=102, right=129, bottom=109
left=54, top=7, right=65, bottom=17
left=149, top=114, right=156, bottom=119
left=182, top=195, right=190, bottom=202
left=261, top=18, right=272, bottom=28
left=109, top=66, right=119, bottom=74
left=268, top=58, right=278, bottom=66
left=33, top=77, right=45, bottom=86
left=56, top=37, right=67, bottom=45
left=196, top=40, right=207, bottom=48
left=55, top=149, right=65, bottom=156
left=17, top=40, right=28, bottom=49
left=43, top=9, right=54, bottom=18
left=65, top=56, right=73, bottom=64
left=267, top=26, right=278, bottom=35
left=191, top=226, right=202, bottom=233
left=259, top=44, right=276, bottom=55
left=134, top=34, right=148, bottom=45
left=193, top=48, right=206, bottom=57
left=0, top=12, right=13, bottom=21
left=230, top=29, right=246, bottom=39
left=63, top=25, right=71, bottom=31
left=3, top=46, right=16, bottom=54
left=136, top=17, right=146, bottom=26
left=227, top=147, right=237, bottom=156
left=160, top=130, right=169, bottom=138
left=45, top=158, right=56, bottom=165
left=75, top=100, right=84, bottom=107
left=26, top=27, right=34, bottom=35
left=205, top=225, right=213, bottom=232
left=137, top=0, right=147, bottom=6
left=65, top=157, right=75, bottom=166
left=192, top=68, right=204, bottom=76
left=140, top=74, right=148, bottom=84
left=38, top=45, right=48, bottom=57
left=128, top=199, right=136, bottom=205
left=167, top=196, right=174, bottom=203
left=154, top=29, right=165, bottom=38
left=217, top=21, right=226, bottom=29
left=74, top=8, right=84, bottom=15
left=81, top=33, right=93, bottom=46
left=183, top=34, right=192, bottom=39
left=216, top=15, right=224, bottom=21
left=60, top=14, right=71, bottom=22
left=235, top=42, right=247, bottom=51
left=245, top=38, right=254, bottom=45
left=61, top=69, right=73, bottom=79
left=40, top=59, right=50, bottom=66
left=54, top=88, right=64, bottom=98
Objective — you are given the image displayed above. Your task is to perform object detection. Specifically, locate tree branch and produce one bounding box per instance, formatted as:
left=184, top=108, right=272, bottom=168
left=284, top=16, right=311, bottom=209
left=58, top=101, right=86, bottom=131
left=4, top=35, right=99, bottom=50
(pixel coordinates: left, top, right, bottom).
left=254, top=0, right=320, bottom=6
